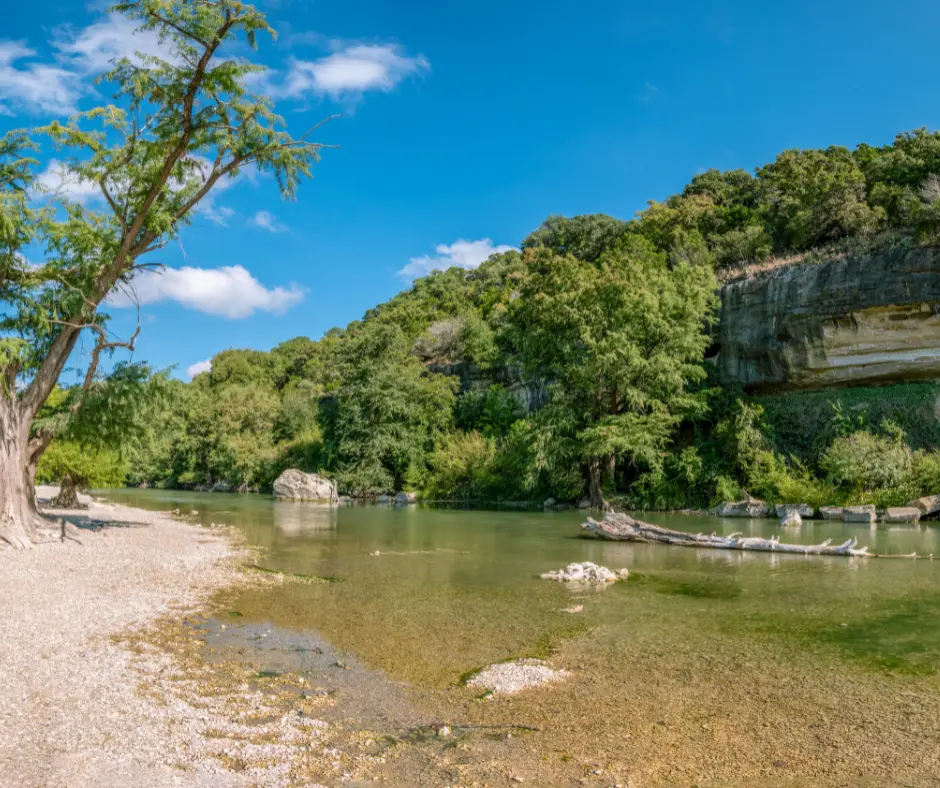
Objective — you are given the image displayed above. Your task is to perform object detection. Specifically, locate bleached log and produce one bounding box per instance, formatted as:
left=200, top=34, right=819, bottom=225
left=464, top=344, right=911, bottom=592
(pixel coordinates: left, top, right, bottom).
left=581, top=513, right=932, bottom=559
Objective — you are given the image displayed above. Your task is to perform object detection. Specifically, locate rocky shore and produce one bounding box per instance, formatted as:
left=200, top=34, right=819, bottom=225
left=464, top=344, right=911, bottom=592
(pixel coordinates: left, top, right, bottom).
left=0, top=489, right=245, bottom=787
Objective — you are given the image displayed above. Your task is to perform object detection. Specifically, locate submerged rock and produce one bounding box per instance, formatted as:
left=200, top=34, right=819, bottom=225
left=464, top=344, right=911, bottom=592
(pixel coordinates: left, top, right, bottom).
left=883, top=507, right=922, bottom=523
left=540, top=561, right=628, bottom=584
left=273, top=469, right=338, bottom=504
left=466, top=658, right=568, bottom=694
left=843, top=505, right=877, bottom=523
left=779, top=510, right=803, bottom=527
left=714, top=498, right=771, bottom=518
left=776, top=503, right=814, bottom=519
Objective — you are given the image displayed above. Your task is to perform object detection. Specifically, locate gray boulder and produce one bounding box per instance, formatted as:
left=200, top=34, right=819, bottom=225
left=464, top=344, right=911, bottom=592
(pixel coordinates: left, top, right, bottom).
left=272, top=469, right=337, bottom=503
left=395, top=491, right=417, bottom=505
left=883, top=507, right=922, bottom=523
left=543, top=497, right=557, bottom=509
left=843, top=504, right=876, bottom=523
left=819, top=506, right=844, bottom=520
left=907, top=495, right=940, bottom=518
left=779, top=510, right=803, bottom=527
left=775, top=503, right=814, bottom=519
left=714, top=498, right=771, bottom=518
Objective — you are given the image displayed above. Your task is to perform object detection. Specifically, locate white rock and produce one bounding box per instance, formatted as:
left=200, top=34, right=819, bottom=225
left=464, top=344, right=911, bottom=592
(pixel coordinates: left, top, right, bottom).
left=272, top=469, right=337, bottom=503
left=779, top=510, right=803, bottom=527
left=540, top=561, right=624, bottom=584
left=466, top=659, right=568, bottom=694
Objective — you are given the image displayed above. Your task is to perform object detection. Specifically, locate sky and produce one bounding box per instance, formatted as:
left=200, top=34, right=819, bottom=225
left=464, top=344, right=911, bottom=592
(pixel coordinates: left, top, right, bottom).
left=4, top=0, right=940, bottom=382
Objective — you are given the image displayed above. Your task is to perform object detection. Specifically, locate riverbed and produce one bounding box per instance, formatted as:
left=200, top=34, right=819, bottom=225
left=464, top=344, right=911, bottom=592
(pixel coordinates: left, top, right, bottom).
left=105, top=490, right=940, bottom=786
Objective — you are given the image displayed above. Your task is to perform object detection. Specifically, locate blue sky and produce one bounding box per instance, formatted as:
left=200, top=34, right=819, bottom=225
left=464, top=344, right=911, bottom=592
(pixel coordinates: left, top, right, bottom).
left=4, top=0, right=940, bottom=381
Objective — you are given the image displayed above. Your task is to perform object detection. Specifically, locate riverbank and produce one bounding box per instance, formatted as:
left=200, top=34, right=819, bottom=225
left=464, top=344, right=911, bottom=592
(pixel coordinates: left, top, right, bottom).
left=0, top=488, right=247, bottom=787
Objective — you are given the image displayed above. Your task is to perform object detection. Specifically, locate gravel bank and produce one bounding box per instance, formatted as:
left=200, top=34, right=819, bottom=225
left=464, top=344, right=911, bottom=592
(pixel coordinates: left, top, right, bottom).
left=0, top=488, right=247, bottom=788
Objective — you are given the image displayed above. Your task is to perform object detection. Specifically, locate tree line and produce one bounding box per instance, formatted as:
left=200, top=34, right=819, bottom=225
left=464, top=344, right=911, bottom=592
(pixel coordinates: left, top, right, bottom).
left=90, top=118, right=940, bottom=509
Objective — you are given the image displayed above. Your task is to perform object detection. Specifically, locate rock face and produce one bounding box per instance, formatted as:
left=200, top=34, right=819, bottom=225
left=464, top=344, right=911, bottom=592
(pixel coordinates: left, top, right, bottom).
left=714, top=498, right=771, bottom=518
left=883, top=507, right=922, bottom=523
left=843, top=504, right=877, bottom=523
left=776, top=503, right=814, bottom=519
left=718, top=247, right=940, bottom=391
left=819, top=506, right=845, bottom=520
left=272, top=469, right=337, bottom=503
left=540, top=562, right=629, bottom=584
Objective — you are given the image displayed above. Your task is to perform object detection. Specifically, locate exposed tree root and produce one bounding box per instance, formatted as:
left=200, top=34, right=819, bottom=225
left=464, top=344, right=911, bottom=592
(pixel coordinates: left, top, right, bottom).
left=582, top=512, right=934, bottom=559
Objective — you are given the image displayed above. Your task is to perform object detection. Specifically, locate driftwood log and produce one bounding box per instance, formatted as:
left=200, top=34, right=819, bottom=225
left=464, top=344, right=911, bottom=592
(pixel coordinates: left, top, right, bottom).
left=582, top=513, right=932, bottom=559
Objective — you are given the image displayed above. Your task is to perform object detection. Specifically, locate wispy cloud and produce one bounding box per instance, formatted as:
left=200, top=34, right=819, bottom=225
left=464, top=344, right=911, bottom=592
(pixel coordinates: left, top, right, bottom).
left=0, top=16, right=172, bottom=116
left=108, top=265, right=306, bottom=319
left=399, top=238, right=516, bottom=280
left=268, top=42, right=429, bottom=102
left=0, top=41, right=82, bottom=115
left=249, top=210, right=288, bottom=233
left=186, top=359, right=212, bottom=379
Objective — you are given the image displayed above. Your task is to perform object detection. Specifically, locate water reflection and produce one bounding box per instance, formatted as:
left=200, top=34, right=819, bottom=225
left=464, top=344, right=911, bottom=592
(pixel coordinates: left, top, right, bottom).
left=272, top=501, right=338, bottom=536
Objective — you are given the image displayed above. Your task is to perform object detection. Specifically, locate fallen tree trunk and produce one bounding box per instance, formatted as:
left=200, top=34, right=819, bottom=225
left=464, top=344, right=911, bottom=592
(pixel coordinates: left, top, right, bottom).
left=582, top=513, right=932, bottom=559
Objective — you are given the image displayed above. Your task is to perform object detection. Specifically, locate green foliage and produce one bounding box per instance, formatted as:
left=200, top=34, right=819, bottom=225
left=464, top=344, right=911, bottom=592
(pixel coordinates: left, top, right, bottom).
left=757, top=383, right=940, bottom=462
left=37, top=441, right=128, bottom=488
left=820, top=426, right=913, bottom=492
left=321, top=322, right=457, bottom=495
left=510, top=234, right=717, bottom=499
left=423, top=431, right=499, bottom=500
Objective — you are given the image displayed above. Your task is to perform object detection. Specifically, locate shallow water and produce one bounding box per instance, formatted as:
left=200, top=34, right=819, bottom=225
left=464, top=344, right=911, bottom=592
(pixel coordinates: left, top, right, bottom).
left=104, top=490, right=940, bottom=785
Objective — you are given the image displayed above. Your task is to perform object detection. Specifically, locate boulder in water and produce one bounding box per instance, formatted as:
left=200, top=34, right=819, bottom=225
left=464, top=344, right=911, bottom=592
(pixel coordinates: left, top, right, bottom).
left=272, top=469, right=337, bottom=503
left=714, top=498, right=770, bottom=518
left=779, top=510, right=803, bottom=527
left=776, top=503, right=814, bottom=519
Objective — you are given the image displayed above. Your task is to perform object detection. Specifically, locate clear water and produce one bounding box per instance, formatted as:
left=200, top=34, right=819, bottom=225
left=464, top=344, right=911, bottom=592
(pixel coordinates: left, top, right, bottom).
left=103, top=490, right=940, bottom=784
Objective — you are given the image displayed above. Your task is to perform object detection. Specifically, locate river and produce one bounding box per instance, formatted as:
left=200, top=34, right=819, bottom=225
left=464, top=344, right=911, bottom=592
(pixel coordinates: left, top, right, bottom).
left=104, top=489, right=940, bottom=786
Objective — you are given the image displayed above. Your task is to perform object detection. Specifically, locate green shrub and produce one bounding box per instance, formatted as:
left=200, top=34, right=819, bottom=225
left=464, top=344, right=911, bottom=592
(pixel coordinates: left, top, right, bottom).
left=820, top=429, right=913, bottom=490
left=423, top=431, right=499, bottom=500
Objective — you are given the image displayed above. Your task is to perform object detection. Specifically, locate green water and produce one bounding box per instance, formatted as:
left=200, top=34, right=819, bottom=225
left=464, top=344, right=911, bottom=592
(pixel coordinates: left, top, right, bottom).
left=103, top=490, right=940, bottom=784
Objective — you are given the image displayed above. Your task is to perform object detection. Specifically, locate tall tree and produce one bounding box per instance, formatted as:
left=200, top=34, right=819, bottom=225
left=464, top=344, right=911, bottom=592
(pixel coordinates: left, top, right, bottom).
left=510, top=236, right=717, bottom=508
left=0, top=0, right=326, bottom=547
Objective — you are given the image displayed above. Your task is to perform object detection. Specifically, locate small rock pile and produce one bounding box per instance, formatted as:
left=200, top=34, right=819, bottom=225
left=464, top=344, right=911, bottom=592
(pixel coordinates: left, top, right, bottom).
left=466, top=658, right=569, bottom=694
left=540, top=561, right=628, bottom=584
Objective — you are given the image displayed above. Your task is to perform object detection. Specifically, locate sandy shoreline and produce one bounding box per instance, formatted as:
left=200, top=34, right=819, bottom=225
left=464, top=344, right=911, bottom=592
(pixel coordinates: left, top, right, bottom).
left=0, top=488, right=250, bottom=787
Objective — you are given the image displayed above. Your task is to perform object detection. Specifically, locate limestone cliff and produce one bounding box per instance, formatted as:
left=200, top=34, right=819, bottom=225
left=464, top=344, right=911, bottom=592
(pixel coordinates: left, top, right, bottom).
left=717, top=247, right=940, bottom=391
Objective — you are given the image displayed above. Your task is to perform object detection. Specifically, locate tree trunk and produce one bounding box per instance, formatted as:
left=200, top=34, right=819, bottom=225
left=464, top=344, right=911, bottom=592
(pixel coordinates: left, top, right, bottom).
left=51, top=473, right=85, bottom=510
left=0, top=400, right=54, bottom=549
left=587, top=457, right=608, bottom=510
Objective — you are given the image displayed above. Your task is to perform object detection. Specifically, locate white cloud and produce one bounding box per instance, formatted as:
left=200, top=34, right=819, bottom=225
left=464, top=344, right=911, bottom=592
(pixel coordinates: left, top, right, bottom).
left=53, top=15, right=169, bottom=75
left=399, top=238, right=516, bottom=280
left=33, top=158, right=101, bottom=201
left=0, top=41, right=83, bottom=115
left=249, top=210, right=288, bottom=233
left=0, top=15, right=173, bottom=116
left=108, top=265, right=306, bottom=319
left=186, top=359, right=212, bottom=379
left=273, top=43, right=428, bottom=101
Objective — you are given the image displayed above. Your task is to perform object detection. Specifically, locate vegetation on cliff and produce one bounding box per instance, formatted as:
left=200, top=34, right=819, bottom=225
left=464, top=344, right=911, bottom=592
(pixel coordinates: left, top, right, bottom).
left=40, top=126, right=940, bottom=509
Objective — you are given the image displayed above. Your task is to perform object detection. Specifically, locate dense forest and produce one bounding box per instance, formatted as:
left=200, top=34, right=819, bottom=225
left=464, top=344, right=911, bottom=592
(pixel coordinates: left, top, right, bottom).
left=39, top=128, right=940, bottom=509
